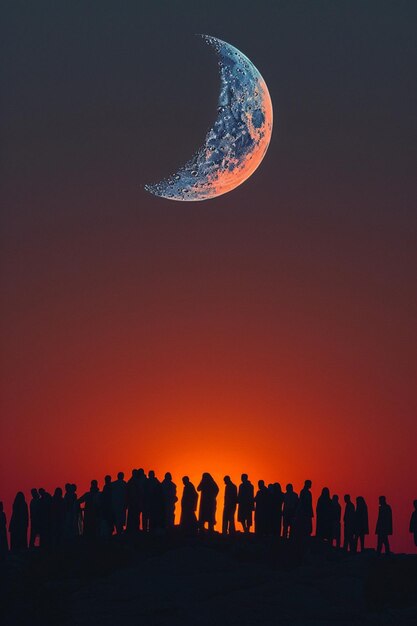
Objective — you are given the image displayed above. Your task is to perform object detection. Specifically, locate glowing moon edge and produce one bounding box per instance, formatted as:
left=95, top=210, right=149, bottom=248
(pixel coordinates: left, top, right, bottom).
left=145, top=35, right=273, bottom=202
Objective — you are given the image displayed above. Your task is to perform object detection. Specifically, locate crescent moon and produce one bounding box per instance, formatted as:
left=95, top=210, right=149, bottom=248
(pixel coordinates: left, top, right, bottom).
left=145, top=35, right=273, bottom=201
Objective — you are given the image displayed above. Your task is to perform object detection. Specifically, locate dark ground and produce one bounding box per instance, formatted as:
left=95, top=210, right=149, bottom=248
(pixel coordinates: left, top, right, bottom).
left=1, top=534, right=417, bottom=626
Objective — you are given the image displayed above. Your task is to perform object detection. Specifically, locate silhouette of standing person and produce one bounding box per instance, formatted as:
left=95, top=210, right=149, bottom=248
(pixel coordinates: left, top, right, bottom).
left=269, top=483, right=284, bottom=536
left=376, top=495, right=392, bottom=555
left=295, top=480, right=314, bottom=539
left=410, top=500, right=417, bottom=547
left=101, top=475, right=114, bottom=538
left=161, top=472, right=178, bottom=529
left=147, top=471, right=164, bottom=531
left=50, top=487, right=65, bottom=546
left=354, top=496, right=369, bottom=552
left=316, top=487, right=332, bottom=542
left=197, top=473, right=219, bottom=532
left=126, top=469, right=140, bottom=533
left=0, top=502, right=8, bottom=558
left=38, top=488, right=52, bottom=548
left=222, top=476, right=237, bottom=535
left=180, top=476, right=198, bottom=534
left=9, top=492, right=28, bottom=552
left=331, top=494, right=341, bottom=549
left=29, top=488, right=41, bottom=548
left=136, top=468, right=146, bottom=531
left=79, top=480, right=101, bottom=540
left=237, top=474, right=254, bottom=533
left=283, top=484, right=298, bottom=539
left=343, top=494, right=356, bottom=552
left=255, top=480, right=269, bottom=536
left=64, top=483, right=80, bottom=541
left=111, top=472, right=127, bottom=535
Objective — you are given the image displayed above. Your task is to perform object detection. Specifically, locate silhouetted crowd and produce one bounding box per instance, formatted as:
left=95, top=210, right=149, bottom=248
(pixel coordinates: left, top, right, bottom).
left=1, top=472, right=417, bottom=559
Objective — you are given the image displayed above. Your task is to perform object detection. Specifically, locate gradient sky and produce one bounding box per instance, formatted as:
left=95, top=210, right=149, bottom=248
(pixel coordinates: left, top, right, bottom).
left=1, top=1, right=416, bottom=551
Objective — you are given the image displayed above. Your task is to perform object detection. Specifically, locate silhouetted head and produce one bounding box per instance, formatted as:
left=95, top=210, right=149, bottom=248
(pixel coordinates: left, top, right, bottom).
left=138, top=468, right=145, bottom=478
left=258, top=480, right=265, bottom=490
left=356, top=496, right=365, bottom=507
left=71, top=484, right=77, bottom=493
left=65, top=483, right=71, bottom=493
left=104, top=475, right=111, bottom=485
left=0, top=501, right=3, bottom=513
left=344, top=494, right=351, bottom=503
left=332, top=494, right=339, bottom=503
left=286, top=483, right=293, bottom=493
left=379, top=495, right=386, bottom=505
left=13, top=492, right=26, bottom=507
left=117, top=472, right=124, bottom=481
left=241, top=473, right=248, bottom=482
left=39, top=488, right=46, bottom=497
left=414, top=500, right=417, bottom=510
left=224, top=475, right=231, bottom=485
left=149, top=470, right=155, bottom=479
left=321, top=487, right=330, bottom=498
left=304, top=480, right=312, bottom=489
left=274, top=482, right=282, bottom=493
left=54, top=487, right=63, bottom=498
left=182, top=476, right=189, bottom=486
left=90, top=480, right=98, bottom=491
left=31, top=488, right=39, bottom=498
left=165, top=472, right=172, bottom=481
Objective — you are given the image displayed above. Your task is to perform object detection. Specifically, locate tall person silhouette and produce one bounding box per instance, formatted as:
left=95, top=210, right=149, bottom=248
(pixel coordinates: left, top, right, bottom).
left=0, top=502, right=8, bottom=557
left=237, top=474, right=254, bottom=533
left=296, top=480, right=314, bottom=539
left=376, top=495, right=392, bottom=555
left=197, top=473, right=219, bottom=532
left=180, top=476, right=198, bottom=534
left=283, top=484, right=298, bottom=539
left=29, top=488, right=41, bottom=548
left=222, top=476, right=237, bottom=535
left=9, top=492, right=28, bottom=552
left=354, top=496, right=369, bottom=552
left=343, top=494, right=356, bottom=552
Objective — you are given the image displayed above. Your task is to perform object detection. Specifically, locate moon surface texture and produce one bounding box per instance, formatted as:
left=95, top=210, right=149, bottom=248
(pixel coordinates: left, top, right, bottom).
left=145, top=35, right=273, bottom=201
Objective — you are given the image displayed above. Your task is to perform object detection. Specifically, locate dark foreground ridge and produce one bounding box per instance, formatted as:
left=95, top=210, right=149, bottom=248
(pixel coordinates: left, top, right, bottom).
left=1, top=532, right=417, bottom=626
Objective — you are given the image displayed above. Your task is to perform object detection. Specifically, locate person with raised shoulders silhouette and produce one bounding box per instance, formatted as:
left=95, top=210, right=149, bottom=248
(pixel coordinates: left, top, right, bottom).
left=354, top=496, right=369, bottom=552
left=197, top=472, right=219, bottom=532
left=255, top=480, right=269, bottom=536
left=0, top=502, right=8, bottom=557
left=237, top=474, right=254, bottom=533
left=222, top=476, right=237, bottom=535
left=50, top=487, right=65, bottom=546
left=79, top=480, right=101, bottom=539
left=331, top=494, right=341, bottom=548
left=410, top=500, right=417, bottom=547
left=180, top=476, right=198, bottom=534
left=283, top=484, right=298, bottom=539
left=9, top=492, right=28, bottom=552
left=100, top=475, right=114, bottom=538
left=376, top=495, right=392, bottom=555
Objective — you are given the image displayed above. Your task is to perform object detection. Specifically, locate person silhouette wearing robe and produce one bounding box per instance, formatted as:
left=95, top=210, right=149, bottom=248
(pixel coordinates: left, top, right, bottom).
left=0, top=502, right=8, bottom=558
left=237, top=474, right=254, bottom=533
left=29, top=488, right=41, bottom=548
left=146, top=470, right=164, bottom=531
left=410, top=500, right=417, bottom=547
left=316, top=487, right=333, bottom=542
left=295, top=480, right=314, bottom=539
left=331, top=494, right=341, bottom=549
left=354, top=496, right=369, bottom=552
left=9, top=492, right=28, bottom=552
left=222, top=476, right=237, bottom=535
left=197, top=473, right=219, bottom=532
left=79, top=480, right=101, bottom=540
left=111, top=472, right=127, bottom=535
left=126, top=469, right=140, bottom=533
left=283, top=484, right=299, bottom=539
left=376, top=495, right=392, bottom=555
left=38, top=488, right=52, bottom=548
left=268, top=483, right=284, bottom=536
left=161, top=472, right=178, bottom=529
left=64, top=483, right=80, bottom=541
left=50, top=487, right=65, bottom=546
left=343, top=494, right=356, bottom=552
left=255, top=480, right=269, bottom=536
left=100, top=475, right=114, bottom=538
left=180, top=476, right=198, bottom=534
